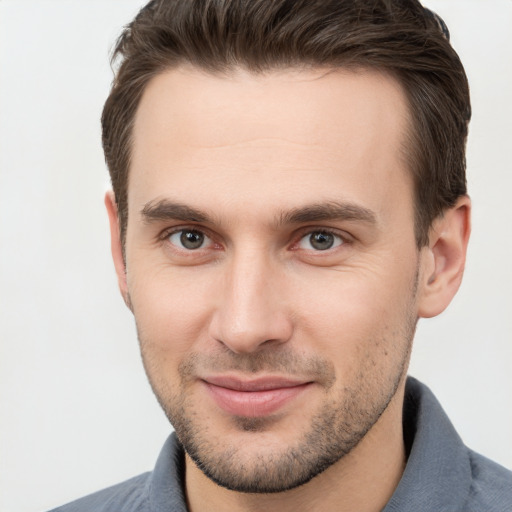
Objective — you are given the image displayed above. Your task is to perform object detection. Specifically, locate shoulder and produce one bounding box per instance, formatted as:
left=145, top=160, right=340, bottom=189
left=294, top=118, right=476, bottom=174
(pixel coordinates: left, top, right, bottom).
left=47, top=472, right=151, bottom=512
left=464, top=450, right=512, bottom=511
left=47, top=433, right=187, bottom=512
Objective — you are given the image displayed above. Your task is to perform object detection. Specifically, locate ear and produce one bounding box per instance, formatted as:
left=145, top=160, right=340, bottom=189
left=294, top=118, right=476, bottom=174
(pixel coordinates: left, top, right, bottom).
left=105, top=191, right=131, bottom=309
left=417, top=196, right=471, bottom=318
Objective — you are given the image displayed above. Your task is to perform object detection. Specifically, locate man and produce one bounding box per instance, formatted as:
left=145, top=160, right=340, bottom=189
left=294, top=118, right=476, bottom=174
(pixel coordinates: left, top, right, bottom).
left=51, top=0, right=512, bottom=511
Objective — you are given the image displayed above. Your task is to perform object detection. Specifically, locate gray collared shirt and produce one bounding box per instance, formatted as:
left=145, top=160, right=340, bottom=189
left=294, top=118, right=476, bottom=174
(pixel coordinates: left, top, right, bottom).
left=50, top=377, right=512, bottom=511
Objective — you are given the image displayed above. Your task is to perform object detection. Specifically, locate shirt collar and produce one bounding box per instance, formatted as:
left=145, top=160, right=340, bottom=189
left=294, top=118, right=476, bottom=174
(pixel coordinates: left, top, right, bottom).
left=383, top=376, right=471, bottom=511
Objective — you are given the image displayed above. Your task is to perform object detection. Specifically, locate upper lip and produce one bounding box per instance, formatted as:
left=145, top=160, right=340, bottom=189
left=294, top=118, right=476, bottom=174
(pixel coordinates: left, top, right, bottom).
left=202, top=375, right=311, bottom=392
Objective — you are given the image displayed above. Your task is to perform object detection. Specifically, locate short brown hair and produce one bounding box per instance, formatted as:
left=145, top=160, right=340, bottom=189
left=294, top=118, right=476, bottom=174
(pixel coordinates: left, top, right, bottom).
left=102, top=0, right=470, bottom=248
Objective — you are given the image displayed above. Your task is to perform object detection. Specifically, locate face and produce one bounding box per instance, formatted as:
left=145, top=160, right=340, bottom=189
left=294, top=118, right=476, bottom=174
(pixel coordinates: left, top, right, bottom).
left=120, top=67, right=425, bottom=493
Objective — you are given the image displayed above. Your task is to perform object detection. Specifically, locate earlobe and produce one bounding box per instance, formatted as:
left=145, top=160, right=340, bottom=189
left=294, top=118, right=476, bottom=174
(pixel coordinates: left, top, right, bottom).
left=417, top=196, right=471, bottom=318
left=105, top=191, right=131, bottom=310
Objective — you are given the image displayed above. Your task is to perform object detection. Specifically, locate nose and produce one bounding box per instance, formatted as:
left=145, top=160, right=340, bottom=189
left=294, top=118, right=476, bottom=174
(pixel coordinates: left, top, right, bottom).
left=208, top=249, right=294, bottom=354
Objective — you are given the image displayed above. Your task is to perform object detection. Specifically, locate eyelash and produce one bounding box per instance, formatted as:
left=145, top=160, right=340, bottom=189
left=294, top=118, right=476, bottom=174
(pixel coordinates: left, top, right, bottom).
left=294, top=229, right=346, bottom=252
left=159, top=226, right=217, bottom=251
left=159, top=226, right=351, bottom=254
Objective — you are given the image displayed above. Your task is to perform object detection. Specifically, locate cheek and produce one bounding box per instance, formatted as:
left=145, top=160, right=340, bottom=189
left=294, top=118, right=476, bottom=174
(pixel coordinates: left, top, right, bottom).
left=293, top=263, right=417, bottom=371
left=128, top=262, right=220, bottom=357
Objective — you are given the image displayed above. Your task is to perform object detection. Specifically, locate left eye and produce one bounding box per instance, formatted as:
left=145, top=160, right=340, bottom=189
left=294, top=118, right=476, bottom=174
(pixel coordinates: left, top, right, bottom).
left=168, top=229, right=212, bottom=250
left=298, top=231, right=344, bottom=251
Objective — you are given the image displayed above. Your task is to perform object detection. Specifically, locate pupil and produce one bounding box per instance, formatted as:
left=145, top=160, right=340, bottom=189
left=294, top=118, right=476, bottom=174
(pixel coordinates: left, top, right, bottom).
left=180, top=230, right=204, bottom=249
left=310, top=232, right=334, bottom=250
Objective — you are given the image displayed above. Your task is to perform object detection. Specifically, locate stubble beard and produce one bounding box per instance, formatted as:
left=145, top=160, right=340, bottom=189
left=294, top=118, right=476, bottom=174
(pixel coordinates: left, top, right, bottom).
left=138, top=312, right=416, bottom=494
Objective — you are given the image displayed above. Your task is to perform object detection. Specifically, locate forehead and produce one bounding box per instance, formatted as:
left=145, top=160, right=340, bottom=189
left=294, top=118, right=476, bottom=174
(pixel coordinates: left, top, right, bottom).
left=129, top=66, right=413, bottom=223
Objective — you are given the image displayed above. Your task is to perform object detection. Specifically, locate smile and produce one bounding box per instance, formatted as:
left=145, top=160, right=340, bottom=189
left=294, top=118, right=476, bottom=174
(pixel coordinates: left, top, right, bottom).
left=202, top=376, right=313, bottom=417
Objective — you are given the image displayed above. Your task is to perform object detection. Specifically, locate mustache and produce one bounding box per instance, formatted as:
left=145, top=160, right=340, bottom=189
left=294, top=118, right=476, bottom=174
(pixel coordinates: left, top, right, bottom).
left=178, top=348, right=336, bottom=388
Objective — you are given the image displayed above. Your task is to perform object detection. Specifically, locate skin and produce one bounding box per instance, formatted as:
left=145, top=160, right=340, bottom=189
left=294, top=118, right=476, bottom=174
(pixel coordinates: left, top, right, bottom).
left=106, top=66, right=470, bottom=512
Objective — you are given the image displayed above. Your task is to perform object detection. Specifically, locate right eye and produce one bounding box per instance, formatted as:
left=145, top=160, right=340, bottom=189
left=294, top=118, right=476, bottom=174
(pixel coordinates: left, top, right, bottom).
left=168, top=229, right=213, bottom=250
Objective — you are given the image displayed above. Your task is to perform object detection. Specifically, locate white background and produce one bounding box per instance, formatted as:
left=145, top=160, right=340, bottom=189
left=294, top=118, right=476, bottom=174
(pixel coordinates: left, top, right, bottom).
left=0, top=1, right=511, bottom=511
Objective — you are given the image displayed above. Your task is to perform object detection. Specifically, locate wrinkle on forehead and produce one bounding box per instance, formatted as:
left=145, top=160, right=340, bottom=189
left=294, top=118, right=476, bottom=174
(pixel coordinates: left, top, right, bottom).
left=180, top=136, right=324, bottom=150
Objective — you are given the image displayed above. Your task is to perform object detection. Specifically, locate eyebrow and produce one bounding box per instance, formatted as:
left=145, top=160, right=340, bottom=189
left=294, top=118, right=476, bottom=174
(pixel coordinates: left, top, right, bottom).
left=141, top=199, right=212, bottom=224
left=141, top=199, right=377, bottom=227
left=278, top=201, right=377, bottom=226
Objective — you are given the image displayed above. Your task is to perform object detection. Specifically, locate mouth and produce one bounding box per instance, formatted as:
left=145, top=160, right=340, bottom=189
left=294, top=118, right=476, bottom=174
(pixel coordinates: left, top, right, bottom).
left=201, top=375, right=313, bottom=417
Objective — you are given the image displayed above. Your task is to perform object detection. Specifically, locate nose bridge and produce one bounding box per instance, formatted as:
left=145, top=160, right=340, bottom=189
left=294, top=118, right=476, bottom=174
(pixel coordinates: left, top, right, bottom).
left=210, top=244, right=292, bottom=353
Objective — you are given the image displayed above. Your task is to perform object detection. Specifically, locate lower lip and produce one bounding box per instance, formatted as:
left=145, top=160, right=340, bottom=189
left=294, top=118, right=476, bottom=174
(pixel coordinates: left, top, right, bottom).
left=203, top=382, right=311, bottom=417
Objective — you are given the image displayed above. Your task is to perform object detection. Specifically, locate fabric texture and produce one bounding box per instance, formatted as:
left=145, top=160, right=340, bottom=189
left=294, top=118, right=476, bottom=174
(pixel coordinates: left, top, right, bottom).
left=49, top=377, right=512, bottom=512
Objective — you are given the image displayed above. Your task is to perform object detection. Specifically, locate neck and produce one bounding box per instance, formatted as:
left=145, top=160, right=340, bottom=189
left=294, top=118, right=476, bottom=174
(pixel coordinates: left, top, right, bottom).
left=185, top=383, right=407, bottom=512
